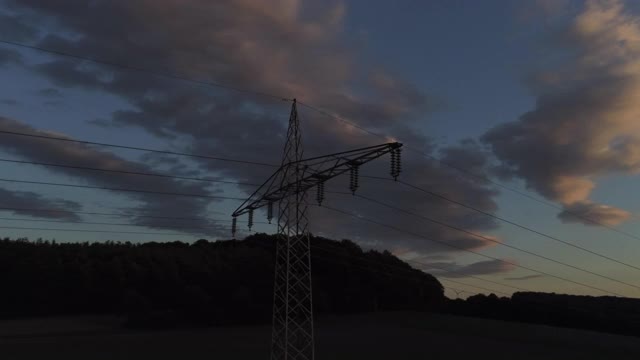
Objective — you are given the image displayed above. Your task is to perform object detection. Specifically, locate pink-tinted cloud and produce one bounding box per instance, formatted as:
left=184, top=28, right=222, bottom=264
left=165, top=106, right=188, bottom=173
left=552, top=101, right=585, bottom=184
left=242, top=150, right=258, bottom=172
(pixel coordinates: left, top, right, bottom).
left=484, top=0, right=640, bottom=227
left=558, top=200, right=631, bottom=226
left=2, top=0, right=502, bottom=253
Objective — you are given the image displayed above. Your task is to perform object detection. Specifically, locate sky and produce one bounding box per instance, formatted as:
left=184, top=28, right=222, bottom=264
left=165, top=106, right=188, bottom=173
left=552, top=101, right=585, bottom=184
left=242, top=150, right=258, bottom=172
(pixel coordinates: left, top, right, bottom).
left=1, top=0, right=640, bottom=299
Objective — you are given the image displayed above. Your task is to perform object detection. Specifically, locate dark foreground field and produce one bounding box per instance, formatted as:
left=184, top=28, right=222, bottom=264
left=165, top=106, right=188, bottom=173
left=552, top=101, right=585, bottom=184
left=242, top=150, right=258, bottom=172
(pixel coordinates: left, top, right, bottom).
left=2, top=312, right=639, bottom=360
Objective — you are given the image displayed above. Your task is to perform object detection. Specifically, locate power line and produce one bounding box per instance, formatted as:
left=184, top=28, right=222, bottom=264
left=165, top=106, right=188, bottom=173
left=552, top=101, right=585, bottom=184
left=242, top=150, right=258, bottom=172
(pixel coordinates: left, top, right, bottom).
left=405, top=258, right=530, bottom=293
left=314, top=242, right=623, bottom=314
left=0, top=158, right=261, bottom=186
left=0, top=177, right=246, bottom=200
left=310, top=242, right=509, bottom=297
left=318, top=204, right=625, bottom=297
left=0, top=39, right=293, bottom=102
left=315, top=239, right=528, bottom=293
left=317, top=237, right=632, bottom=317
left=0, top=206, right=276, bottom=227
left=309, top=248, right=484, bottom=297
left=8, top=150, right=637, bottom=279
left=313, top=243, right=640, bottom=319
left=0, top=130, right=277, bottom=167
left=84, top=230, right=640, bottom=317
left=297, top=102, right=389, bottom=140
left=438, top=278, right=511, bottom=297
left=8, top=132, right=635, bottom=283
left=0, top=225, right=202, bottom=236
left=297, top=102, right=640, bottom=243
left=4, top=139, right=636, bottom=276
left=314, top=243, right=509, bottom=296
left=0, top=157, right=354, bottom=199
left=445, top=287, right=473, bottom=298
left=0, top=206, right=216, bottom=222
left=3, top=37, right=633, bottom=244
left=32, top=126, right=623, bottom=291
left=7, top=222, right=623, bottom=315
left=391, top=179, right=640, bottom=271
left=0, top=216, right=273, bottom=230
left=35, top=233, right=486, bottom=299
left=0, top=216, right=206, bottom=228
left=1, top=132, right=634, bottom=292
left=8, top=188, right=617, bottom=295
left=3, top=34, right=636, bottom=297
left=352, top=193, right=640, bottom=292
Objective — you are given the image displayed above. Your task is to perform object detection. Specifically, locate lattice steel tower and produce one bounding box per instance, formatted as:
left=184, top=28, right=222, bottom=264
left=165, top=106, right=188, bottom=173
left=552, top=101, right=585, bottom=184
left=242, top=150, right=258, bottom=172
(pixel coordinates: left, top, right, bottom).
left=233, top=99, right=402, bottom=360
left=270, top=100, right=313, bottom=360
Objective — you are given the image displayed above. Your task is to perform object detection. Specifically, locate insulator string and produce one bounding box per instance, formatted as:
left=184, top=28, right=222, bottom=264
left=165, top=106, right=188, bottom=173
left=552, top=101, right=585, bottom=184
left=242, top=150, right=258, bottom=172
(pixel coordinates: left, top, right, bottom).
left=394, top=147, right=402, bottom=180
left=350, top=165, right=360, bottom=194
left=390, top=149, right=397, bottom=179
left=231, top=216, right=237, bottom=239
left=317, top=182, right=325, bottom=206
left=267, top=201, right=274, bottom=224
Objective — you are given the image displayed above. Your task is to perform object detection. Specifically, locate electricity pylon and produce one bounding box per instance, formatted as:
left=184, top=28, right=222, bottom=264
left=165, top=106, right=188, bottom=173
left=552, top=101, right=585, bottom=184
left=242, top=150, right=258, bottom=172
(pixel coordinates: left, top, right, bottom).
left=232, top=99, right=402, bottom=360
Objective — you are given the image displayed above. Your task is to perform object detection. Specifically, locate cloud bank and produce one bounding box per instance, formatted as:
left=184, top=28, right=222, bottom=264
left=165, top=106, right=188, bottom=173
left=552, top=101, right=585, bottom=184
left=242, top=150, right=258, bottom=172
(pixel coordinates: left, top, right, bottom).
left=0, top=116, right=228, bottom=236
left=483, top=0, right=639, bottom=227
left=0, top=0, right=505, bottom=257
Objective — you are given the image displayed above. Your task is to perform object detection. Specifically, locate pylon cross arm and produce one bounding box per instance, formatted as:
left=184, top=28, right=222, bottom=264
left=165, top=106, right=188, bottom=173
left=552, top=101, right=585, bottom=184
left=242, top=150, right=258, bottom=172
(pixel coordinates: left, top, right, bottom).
left=232, top=141, right=402, bottom=217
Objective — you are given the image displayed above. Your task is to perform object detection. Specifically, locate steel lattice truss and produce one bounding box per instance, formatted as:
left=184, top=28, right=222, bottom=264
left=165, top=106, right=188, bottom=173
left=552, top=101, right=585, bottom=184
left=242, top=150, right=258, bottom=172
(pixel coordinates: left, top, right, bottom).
left=231, top=100, right=402, bottom=360
left=270, top=187, right=313, bottom=359
left=232, top=142, right=402, bottom=219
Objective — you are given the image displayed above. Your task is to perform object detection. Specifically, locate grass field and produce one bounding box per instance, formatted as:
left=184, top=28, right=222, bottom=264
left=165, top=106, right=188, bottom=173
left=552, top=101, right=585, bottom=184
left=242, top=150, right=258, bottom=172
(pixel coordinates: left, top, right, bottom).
left=1, top=312, right=639, bottom=359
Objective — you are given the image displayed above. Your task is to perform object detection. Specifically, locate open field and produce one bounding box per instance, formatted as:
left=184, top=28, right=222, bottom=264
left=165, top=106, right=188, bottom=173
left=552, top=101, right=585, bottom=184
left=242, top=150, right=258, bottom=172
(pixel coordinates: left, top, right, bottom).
left=1, top=312, right=639, bottom=360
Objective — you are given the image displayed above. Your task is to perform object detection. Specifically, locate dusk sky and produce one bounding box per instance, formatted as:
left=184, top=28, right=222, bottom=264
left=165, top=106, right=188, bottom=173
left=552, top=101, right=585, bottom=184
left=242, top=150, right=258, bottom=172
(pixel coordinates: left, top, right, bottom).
left=1, top=0, right=640, bottom=299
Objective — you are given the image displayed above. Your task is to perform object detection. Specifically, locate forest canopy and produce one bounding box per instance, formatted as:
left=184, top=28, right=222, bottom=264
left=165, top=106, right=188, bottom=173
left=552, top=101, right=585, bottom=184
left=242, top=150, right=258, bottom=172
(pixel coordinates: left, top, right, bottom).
left=0, top=234, right=444, bottom=328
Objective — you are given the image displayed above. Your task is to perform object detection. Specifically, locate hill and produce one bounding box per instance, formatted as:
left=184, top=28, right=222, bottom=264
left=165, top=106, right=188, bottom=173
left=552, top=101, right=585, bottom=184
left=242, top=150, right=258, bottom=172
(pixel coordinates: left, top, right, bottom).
left=445, top=291, right=640, bottom=337
left=3, top=234, right=640, bottom=337
left=0, top=234, right=444, bottom=328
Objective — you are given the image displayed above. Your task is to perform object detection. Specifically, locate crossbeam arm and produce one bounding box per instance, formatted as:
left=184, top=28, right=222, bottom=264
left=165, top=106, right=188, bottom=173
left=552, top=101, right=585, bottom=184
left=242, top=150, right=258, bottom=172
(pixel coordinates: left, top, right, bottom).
left=232, top=142, right=402, bottom=218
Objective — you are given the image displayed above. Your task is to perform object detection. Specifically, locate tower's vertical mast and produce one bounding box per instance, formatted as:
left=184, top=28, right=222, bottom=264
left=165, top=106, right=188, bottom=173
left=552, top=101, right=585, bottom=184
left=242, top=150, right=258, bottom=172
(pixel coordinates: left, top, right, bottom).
left=271, top=99, right=314, bottom=360
left=233, top=100, right=400, bottom=359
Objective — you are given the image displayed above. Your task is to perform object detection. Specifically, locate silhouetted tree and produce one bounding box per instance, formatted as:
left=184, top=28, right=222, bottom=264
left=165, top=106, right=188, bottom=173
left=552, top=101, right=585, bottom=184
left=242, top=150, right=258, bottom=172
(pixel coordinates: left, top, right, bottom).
left=0, top=234, right=444, bottom=328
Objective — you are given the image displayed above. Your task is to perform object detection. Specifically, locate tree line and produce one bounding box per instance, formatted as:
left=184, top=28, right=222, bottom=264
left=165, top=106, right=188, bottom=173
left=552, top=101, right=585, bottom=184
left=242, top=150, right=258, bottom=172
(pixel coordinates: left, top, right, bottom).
left=444, top=292, right=640, bottom=337
left=0, top=234, right=444, bottom=328
left=2, top=233, right=639, bottom=336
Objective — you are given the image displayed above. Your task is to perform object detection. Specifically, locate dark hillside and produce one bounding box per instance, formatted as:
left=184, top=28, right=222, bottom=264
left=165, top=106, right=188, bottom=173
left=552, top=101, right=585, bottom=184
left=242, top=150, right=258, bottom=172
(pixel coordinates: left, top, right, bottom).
left=444, top=292, right=640, bottom=337
left=0, top=234, right=444, bottom=328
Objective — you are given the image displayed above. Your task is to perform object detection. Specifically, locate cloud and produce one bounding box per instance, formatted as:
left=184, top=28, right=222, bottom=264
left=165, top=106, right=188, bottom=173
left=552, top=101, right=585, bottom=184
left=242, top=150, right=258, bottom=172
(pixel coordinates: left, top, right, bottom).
left=0, top=116, right=229, bottom=236
left=414, top=259, right=517, bottom=278
left=0, top=10, right=39, bottom=40
left=0, top=99, right=18, bottom=106
left=0, top=8, right=39, bottom=67
left=0, top=187, right=82, bottom=221
left=516, top=0, right=576, bottom=23
left=504, top=274, right=545, bottom=281
left=483, top=0, right=640, bottom=227
left=0, top=48, right=22, bottom=67
left=558, top=200, right=631, bottom=226
left=2, top=0, right=503, bottom=253
left=36, top=88, right=63, bottom=98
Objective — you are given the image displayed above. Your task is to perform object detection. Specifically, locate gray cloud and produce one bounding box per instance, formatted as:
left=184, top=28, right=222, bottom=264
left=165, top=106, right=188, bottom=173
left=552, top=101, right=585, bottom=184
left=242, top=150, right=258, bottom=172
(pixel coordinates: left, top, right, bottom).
left=504, top=274, right=545, bottom=281
left=2, top=0, right=503, bottom=253
left=0, top=99, right=18, bottom=106
left=0, top=116, right=228, bottom=236
left=36, top=87, right=63, bottom=98
left=0, top=6, right=39, bottom=67
left=0, top=10, right=39, bottom=41
left=413, top=259, right=517, bottom=278
left=482, top=0, right=640, bottom=227
left=0, top=187, right=81, bottom=221
left=0, top=48, right=22, bottom=66
left=558, top=200, right=631, bottom=226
